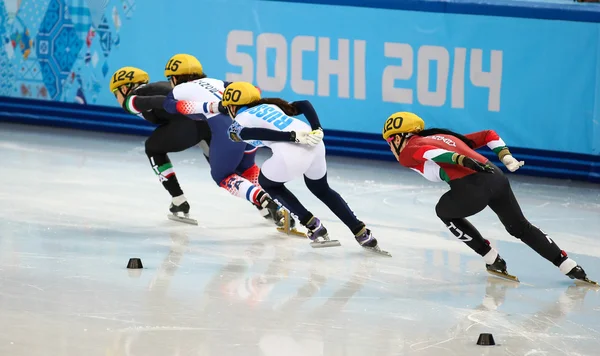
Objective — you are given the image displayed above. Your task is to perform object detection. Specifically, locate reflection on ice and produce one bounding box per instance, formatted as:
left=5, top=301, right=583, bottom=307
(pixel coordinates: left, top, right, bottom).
left=0, top=123, right=599, bottom=356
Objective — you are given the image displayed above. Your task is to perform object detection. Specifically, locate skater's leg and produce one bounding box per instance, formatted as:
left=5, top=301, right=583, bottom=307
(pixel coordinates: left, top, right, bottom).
left=303, top=143, right=377, bottom=247
left=258, top=172, right=312, bottom=224
left=208, top=118, right=263, bottom=205
left=259, top=155, right=327, bottom=240
left=146, top=120, right=209, bottom=214
left=237, top=145, right=260, bottom=185
left=239, top=158, right=271, bottom=219
left=146, top=126, right=184, bottom=198
left=208, top=119, right=283, bottom=225
left=303, top=173, right=365, bottom=235
left=487, top=173, right=579, bottom=275
left=435, top=175, right=499, bottom=264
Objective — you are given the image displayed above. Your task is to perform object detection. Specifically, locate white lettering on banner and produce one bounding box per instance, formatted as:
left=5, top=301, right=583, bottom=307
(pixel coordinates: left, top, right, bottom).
left=291, top=36, right=316, bottom=95
left=417, top=45, right=450, bottom=107
left=226, top=31, right=366, bottom=99
left=225, top=31, right=502, bottom=111
left=256, top=33, right=287, bottom=92
left=382, top=43, right=413, bottom=104
left=470, top=49, right=503, bottom=112
left=226, top=30, right=254, bottom=83
left=318, top=37, right=350, bottom=98
left=383, top=44, right=503, bottom=111
left=451, top=48, right=467, bottom=109
left=354, top=40, right=366, bottom=99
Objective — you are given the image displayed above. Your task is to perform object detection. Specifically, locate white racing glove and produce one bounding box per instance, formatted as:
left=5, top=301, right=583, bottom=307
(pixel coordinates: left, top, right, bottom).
left=501, top=154, right=525, bottom=172
left=294, top=129, right=324, bottom=147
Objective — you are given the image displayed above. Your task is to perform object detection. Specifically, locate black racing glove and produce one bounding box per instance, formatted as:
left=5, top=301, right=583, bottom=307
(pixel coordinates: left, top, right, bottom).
left=217, top=101, right=228, bottom=115
left=459, top=155, right=494, bottom=173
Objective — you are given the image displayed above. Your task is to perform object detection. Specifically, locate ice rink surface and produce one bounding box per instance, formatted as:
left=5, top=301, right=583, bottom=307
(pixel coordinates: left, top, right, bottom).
left=1, top=122, right=599, bottom=356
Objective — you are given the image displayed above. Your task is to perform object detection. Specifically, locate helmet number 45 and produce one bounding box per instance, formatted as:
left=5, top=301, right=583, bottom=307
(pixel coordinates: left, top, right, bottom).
left=112, top=70, right=135, bottom=84
left=165, top=59, right=182, bottom=72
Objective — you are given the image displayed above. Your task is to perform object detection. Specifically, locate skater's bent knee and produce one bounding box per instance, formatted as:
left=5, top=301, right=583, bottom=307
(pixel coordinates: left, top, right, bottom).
left=304, top=174, right=329, bottom=194
left=504, top=220, right=532, bottom=238
left=145, top=140, right=158, bottom=156
left=211, top=171, right=229, bottom=185
left=435, top=202, right=449, bottom=219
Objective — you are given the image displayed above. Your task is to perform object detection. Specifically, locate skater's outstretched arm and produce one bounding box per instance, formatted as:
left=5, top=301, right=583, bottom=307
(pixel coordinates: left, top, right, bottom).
left=405, top=144, right=494, bottom=173
left=464, top=130, right=524, bottom=172
left=291, top=100, right=322, bottom=130
left=168, top=97, right=226, bottom=116
left=227, top=121, right=322, bottom=146
left=122, top=95, right=166, bottom=114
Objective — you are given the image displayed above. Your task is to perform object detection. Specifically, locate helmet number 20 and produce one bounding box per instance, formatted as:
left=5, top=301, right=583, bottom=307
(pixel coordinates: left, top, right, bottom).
left=165, top=59, right=182, bottom=72
left=224, top=89, right=242, bottom=103
left=112, top=70, right=135, bottom=84
left=384, top=117, right=404, bottom=132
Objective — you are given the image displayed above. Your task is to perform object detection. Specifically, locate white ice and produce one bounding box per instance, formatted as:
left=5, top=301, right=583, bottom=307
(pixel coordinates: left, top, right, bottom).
left=0, top=122, right=599, bottom=356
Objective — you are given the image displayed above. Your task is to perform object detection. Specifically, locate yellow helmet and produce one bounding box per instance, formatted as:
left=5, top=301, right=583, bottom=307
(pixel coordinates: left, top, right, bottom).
left=164, top=54, right=203, bottom=77
left=221, top=82, right=261, bottom=107
left=382, top=112, right=425, bottom=140
left=109, top=66, right=149, bottom=93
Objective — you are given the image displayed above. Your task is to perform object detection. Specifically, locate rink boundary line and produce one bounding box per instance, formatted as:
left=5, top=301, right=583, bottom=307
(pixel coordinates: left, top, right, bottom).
left=0, top=97, right=599, bottom=183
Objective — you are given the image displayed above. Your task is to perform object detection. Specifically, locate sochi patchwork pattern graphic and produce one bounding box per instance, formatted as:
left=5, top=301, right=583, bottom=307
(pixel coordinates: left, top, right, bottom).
left=0, top=0, right=136, bottom=103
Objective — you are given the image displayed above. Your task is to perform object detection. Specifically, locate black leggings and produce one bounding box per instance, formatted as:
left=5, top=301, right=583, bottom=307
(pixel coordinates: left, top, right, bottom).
left=436, top=164, right=565, bottom=267
left=145, top=119, right=211, bottom=197
left=258, top=172, right=365, bottom=235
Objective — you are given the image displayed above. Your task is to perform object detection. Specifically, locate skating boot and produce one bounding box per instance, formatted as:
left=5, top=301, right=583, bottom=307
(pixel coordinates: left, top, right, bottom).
left=167, top=195, right=198, bottom=225
left=306, top=217, right=340, bottom=248
left=567, top=265, right=598, bottom=286
left=486, top=255, right=519, bottom=282
left=256, top=192, right=284, bottom=227
left=356, top=229, right=391, bottom=256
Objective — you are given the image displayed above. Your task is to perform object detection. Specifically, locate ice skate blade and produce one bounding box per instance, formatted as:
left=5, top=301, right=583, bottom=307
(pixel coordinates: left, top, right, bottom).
left=167, top=214, right=198, bottom=226
left=276, top=227, right=307, bottom=238
left=310, top=240, right=341, bottom=248
left=487, top=269, right=520, bottom=283
left=363, top=245, right=392, bottom=257
left=573, top=277, right=599, bottom=287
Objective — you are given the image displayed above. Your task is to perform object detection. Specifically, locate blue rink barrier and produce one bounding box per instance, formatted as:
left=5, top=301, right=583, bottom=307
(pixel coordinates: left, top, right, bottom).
left=0, top=97, right=598, bottom=183
left=260, top=0, right=600, bottom=22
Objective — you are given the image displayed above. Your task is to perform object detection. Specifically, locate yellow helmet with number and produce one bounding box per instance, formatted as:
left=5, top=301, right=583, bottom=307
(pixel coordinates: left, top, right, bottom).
left=382, top=112, right=425, bottom=140
left=109, top=66, right=149, bottom=93
left=164, top=54, right=203, bottom=77
left=221, top=82, right=261, bottom=107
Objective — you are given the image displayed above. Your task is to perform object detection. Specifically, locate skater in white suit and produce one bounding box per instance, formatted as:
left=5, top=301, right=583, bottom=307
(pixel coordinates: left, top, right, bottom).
left=174, top=81, right=388, bottom=254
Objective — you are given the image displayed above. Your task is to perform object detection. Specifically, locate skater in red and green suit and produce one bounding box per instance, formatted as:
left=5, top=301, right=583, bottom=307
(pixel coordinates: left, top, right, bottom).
left=382, top=111, right=595, bottom=285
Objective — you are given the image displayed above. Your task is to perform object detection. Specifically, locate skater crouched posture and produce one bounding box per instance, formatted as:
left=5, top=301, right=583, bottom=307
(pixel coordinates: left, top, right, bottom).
left=125, top=54, right=283, bottom=225
left=110, top=66, right=211, bottom=224
left=177, top=81, right=387, bottom=253
left=381, top=111, right=593, bottom=283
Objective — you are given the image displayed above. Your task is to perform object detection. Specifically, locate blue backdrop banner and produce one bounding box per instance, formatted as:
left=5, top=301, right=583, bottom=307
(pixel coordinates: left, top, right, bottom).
left=0, top=0, right=599, bottom=178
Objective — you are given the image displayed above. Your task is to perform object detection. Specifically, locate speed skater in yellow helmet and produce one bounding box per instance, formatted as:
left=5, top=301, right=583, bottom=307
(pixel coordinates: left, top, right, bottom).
left=382, top=112, right=425, bottom=160
left=109, top=66, right=149, bottom=94
left=164, top=54, right=205, bottom=87
left=221, top=81, right=262, bottom=118
left=222, top=82, right=261, bottom=106
left=109, top=66, right=150, bottom=107
left=381, top=112, right=425, bottom=141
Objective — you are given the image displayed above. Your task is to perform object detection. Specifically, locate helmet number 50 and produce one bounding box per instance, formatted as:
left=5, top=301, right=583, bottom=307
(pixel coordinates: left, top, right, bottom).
left=224, top=89, right=241, bottom=103
left=165, top=59, right=182, bottom=72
